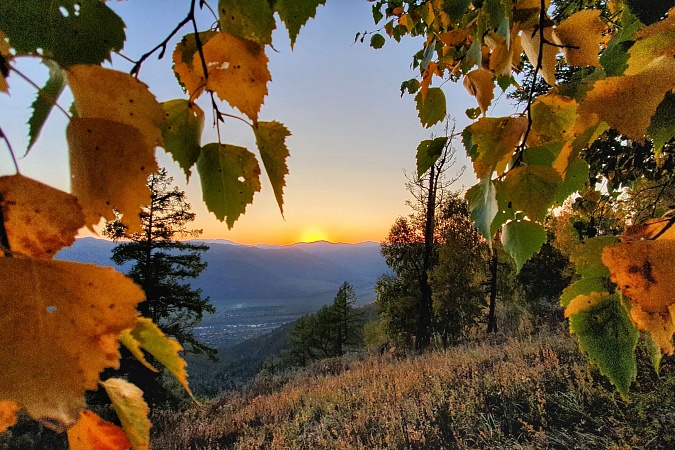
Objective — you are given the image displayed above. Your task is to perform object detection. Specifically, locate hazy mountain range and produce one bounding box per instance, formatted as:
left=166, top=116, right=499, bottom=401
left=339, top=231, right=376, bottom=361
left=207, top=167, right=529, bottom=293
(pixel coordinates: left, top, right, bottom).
left=56, top=238, right=390, bottom=346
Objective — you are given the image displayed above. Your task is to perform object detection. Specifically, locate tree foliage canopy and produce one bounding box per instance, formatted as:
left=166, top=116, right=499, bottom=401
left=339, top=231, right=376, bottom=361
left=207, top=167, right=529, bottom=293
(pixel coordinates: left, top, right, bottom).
left=367, top=0, right=675, bottom=397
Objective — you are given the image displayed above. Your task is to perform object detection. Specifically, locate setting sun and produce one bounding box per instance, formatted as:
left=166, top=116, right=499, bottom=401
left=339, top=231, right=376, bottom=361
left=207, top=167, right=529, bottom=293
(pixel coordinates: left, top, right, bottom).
left=299, top=227, right=330, bottom=243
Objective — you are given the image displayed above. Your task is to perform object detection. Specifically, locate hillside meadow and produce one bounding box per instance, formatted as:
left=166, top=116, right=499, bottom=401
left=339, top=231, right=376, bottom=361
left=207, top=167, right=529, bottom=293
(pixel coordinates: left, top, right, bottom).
left=151, top=327, right=675, bottom=449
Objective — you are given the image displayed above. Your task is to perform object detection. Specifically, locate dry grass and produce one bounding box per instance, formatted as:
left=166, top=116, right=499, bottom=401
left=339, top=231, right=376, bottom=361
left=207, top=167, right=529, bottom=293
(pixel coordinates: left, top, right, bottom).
left=152, top=329, right=675, bottom=449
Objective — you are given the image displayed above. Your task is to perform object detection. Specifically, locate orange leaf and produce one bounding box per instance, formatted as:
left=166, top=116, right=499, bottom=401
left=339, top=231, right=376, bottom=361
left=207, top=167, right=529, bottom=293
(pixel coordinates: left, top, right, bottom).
left=67, top=118, right=158, bottom=233
left=0, top=258, right=143, bottom=429
left=602, top=240, right=675, bottom=313
left=463, top=68, right=494, bottom=115
left=201, top=32, right=271, bottom=122
left=67, top=410, right=131, bottom=450
left=420, top=61, right=440, bottom=101
left=171, top=31, right=218, bottom=99
left=629, top=305, right=675, bottom=355
left=0, top=31, right=10, bottom=93
left=0, top=175, right=84, bottom=258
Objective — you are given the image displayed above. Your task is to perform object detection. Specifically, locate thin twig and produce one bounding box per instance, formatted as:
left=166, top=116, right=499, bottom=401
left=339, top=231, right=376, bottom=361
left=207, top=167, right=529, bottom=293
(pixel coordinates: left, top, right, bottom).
left=515, top=0, right=548, bottom=166
left=11, top=66, right=71, bottom=119
left=0, top=126, right=20, bottom=174
left=131, top=14, right=191, bottom=76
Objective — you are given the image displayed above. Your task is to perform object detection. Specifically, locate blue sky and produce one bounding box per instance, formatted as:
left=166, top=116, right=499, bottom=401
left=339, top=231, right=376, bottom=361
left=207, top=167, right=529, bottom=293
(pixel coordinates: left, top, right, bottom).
left=0, top=0, right=518, bottom=244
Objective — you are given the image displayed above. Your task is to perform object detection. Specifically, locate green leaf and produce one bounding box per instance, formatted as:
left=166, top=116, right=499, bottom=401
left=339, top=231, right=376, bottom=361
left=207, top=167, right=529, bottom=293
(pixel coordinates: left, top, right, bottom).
left=554, top=157, right=590, bottom=205
left=218, top=0, right=276, bottom=46
left=275, top=0, right=327, bottom=48
left=647, top=92, right=675, bottom=153
left=569, top=294, right=638, bottom=398
left=501, top=219, right=546, bottom=273
left=372, top=4, right=384, bottom=25
left=159, top=100, right=204, bottom=182
left=531, top=94, right=578, bottom=143
left=253, top=121, right=291, bottom=215
left=442, top=0, right=473, bottom=22
left=27, top=61, right=66, bottom=155
left=644, top=332, right=663, bottom=374
left=463, top=116, right=527, bottom=178
left=560, top=277, right=612, bottom=307
left=120, top=317, right=192, bottom=397
left=101, top=378, right=150, bottom=450
left=415, top=88, right=446, bottom=128
left=500, top=165, right=562, bottom=221
left=416, top=137, right=448, bottom=177
left=569, top=236, right=617, bottom=278
left=197, top=143, right=261, bottom=229
left=466, top=178, right=498, bottom=242
left=522, top=143, right=559, bottom=167
left=370, top=33, right=386, bottom=49
left=491, top=180, right=514, bottom=236
left=0, top=0, right=125, bottom=67
left=625, top=0, right=674, bottom=25
left=401, top=78, right=421, bottom=97
left=461, top=36, right=482, bottom=72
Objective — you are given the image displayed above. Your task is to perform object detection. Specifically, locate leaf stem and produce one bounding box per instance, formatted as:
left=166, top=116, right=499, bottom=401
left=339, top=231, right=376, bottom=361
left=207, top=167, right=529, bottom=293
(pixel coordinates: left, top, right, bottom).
left=0, top=126, right=20, bottom=174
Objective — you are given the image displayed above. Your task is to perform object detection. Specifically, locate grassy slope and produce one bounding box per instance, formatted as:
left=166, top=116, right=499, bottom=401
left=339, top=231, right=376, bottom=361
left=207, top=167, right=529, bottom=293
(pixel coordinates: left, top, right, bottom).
left=152, top=329, right=675, bottom=449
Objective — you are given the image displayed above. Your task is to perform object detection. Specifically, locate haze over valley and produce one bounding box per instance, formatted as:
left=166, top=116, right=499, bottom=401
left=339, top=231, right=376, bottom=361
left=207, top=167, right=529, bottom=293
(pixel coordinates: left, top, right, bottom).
left=57, top=238, right=389, bottom=347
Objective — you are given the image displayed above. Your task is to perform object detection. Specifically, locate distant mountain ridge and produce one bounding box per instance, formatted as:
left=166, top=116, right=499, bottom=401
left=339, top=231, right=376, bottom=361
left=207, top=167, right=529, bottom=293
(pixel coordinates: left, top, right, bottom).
left=56, top=237, right=389, bottom=346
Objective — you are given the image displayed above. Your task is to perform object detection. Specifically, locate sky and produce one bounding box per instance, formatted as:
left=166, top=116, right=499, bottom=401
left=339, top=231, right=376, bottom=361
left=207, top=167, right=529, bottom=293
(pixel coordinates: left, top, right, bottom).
left=0, top=0, right=518, bottom=245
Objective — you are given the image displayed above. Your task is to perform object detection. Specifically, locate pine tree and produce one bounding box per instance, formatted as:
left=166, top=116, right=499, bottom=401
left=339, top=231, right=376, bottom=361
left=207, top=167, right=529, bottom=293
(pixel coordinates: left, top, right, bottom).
left=104, top=168, right=216, bottom=358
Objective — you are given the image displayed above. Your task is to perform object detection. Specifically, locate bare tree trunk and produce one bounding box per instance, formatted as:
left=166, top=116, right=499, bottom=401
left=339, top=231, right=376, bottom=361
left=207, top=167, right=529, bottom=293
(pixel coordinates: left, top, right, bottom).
left=487, top=246, right=498, bottom=334
left=415, top=165, right=436, bottom=351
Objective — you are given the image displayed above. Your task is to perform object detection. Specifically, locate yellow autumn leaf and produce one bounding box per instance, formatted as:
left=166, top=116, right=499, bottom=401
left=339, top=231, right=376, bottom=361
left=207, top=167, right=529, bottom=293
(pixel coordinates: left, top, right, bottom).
left=67, top=118, right=158, bottom=233
left=553, top=9, right=605, bottom=67
left=484, top=32, right=512, bottom=77
left=579, top=56, right=675, bottom=141
left=120, top=317, right=192, bottom=397
left=438, top=29, right=469, bottom=47
left=67, top=410, right=132, bottom=450
left=564, top=291, right=610, bottom=318
left=102, top=378, right=150, bottom=450
left=629, top=305, right=675, bottom=354
left=625, top=7, right=675, bottom=76
left=521, top=27, right=558, bottom=85
left=466, top=116, right=528, bottom=178
left=0, top=401, right=19, bottom=433
left=0, top=258, right=143, bottom=430
left=67, top=65, right=164, bottom=149
left=0, top=175, right=84, bottom=258
left=602, top=239, right=675, bottom=313
left=528, top=93, right=578, bottom=146
left=172, top=31, right=218, bottom=100
left=463, top=68, right=495, bottom=115
left=200, top=32, right=271, bottom=122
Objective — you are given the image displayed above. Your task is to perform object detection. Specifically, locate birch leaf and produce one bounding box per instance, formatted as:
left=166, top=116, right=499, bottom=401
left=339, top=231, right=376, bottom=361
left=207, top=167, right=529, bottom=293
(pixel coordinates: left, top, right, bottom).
left=121, top=317, right=192, bottom=396
left=67, top=410, right=131, bottom=450
left=159, top=99, right=204, bottom=182
left=197, top=143, right=262, bottom=228
left=254, top=121, right=291, bottom=215
left=218, top=0, right=276, bottom=46
left=463, top=68, right=495, bottom=115
left=0, top=259, right=143, bottom=430
left=579, top=56, right=675, bottom=141
left=0, top=174, right=84, bottom=258
left=553, top=9, right=606, bottom=67
left=67, top=118, right=158, bottom=233
left=521, top=26, right=558, bottom=85
left=0, top=401, right=18, bottom=433
left=202, top=32, right=271, bottom=122
left=102, top=378, right=150, bottom=450
left=275, top=0, right=327, bottom=48
left=67, top=65, right=164, bottom=149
